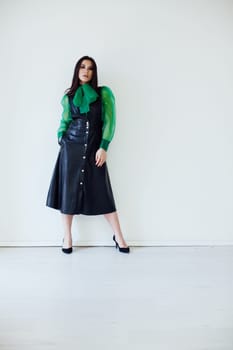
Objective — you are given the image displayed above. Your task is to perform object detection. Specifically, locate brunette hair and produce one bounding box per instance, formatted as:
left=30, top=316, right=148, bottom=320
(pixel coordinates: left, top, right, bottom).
left=65, top=56, right=98, bottom=96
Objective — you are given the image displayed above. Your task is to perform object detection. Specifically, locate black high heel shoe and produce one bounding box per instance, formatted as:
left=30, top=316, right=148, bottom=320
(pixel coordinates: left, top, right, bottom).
left=62, top=238, right=73, bottom=254
left=113, top=235, right=130, bottom=253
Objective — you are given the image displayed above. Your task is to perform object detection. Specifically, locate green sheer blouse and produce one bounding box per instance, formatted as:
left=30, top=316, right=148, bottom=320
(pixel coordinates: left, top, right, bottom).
left=57, top=85, right=116, bottom=151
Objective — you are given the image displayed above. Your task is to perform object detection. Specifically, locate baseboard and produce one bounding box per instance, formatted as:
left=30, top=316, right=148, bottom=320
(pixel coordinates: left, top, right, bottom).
left=0, top=240, right=233, bottom=247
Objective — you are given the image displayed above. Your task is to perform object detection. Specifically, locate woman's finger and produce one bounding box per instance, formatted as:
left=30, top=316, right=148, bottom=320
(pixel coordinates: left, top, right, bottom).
left=95, top=151, right=100, bottom=165
left=96, top=155, right=101, bottom=166
left=100, top=158, right=105, bottom=167
left=98, top=158, right=104, bottom=167
left=99, top=158, right=103, bottom=167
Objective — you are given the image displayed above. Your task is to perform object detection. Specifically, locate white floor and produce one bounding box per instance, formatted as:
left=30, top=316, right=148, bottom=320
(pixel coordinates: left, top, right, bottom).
left=0, top=246, right=232, bottom=350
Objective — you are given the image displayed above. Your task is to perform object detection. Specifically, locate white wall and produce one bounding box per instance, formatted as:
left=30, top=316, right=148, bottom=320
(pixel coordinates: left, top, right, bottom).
left=0, top=0, right=233, bottom=246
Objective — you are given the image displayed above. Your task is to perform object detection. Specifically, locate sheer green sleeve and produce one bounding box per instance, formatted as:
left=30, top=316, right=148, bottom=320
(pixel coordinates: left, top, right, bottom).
left=100, top=86, right=116, bottom=151
left=57, top=94, right=72, bottom=139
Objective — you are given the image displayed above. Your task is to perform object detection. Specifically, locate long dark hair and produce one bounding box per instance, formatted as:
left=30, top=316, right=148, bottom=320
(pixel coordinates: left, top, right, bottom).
left=65, top=56, right=98, bottom=96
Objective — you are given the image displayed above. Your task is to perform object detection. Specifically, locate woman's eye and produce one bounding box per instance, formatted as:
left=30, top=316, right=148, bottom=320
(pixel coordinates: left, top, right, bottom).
left=80, top=65, right=93, bottom=70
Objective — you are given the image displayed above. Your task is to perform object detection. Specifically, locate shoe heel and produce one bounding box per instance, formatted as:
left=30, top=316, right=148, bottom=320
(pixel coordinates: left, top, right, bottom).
left=113, top=235, right=118, bottom=249
left=112, top=235, right=130, bottom=254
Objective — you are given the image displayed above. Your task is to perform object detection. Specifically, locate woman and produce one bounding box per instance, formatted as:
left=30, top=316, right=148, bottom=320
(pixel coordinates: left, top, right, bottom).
left=46, top=56, right=130, bottom=254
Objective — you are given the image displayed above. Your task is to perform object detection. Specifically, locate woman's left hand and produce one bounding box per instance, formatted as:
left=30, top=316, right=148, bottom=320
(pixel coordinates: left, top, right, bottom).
left=95, top=148, right=107, bottom=167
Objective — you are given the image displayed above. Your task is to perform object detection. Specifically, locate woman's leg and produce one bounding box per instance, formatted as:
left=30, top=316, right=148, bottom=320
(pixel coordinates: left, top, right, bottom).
left=104, top=211, right=128, bottom=248
left=61, top=214, right=74, bottom=248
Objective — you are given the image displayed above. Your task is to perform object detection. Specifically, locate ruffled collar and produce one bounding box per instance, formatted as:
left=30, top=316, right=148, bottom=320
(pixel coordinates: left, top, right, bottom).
left=72, top=83, right=99, bottom=113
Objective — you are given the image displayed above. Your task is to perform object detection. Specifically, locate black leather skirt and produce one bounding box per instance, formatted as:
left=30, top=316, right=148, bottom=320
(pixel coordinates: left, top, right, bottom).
left=46, top=118, right=116, bottom=215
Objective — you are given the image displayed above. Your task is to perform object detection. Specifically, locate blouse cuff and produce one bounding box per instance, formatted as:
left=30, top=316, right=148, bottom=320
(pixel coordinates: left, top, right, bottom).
left=100, top=139, right=110, bottom=151
left=58, top=131, right=64, bottom=139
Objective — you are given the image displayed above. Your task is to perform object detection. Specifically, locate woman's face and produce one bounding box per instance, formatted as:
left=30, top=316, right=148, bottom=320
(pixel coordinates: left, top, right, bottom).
left=78, top=59, right=94, bottom=84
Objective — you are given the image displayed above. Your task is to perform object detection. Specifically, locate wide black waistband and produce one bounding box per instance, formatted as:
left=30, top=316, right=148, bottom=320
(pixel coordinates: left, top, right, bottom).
left=70, top=118, right=89, bottom=128
left=69, top=118, right=102, bottom=130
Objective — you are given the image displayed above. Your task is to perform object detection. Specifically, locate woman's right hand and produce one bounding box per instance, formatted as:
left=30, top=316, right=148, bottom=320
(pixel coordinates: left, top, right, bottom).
left=95, top=148, right=107, bottom=167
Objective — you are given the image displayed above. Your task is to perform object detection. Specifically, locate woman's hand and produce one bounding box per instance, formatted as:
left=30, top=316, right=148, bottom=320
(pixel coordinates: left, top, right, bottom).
left=95, top=148, right=107, bottom=167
